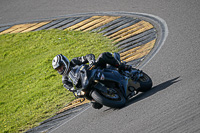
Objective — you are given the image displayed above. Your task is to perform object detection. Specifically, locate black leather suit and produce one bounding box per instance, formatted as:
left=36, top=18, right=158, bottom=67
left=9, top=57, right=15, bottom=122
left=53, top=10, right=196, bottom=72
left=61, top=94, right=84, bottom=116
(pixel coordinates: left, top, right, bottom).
left=62, top=52, right=122, bottom=91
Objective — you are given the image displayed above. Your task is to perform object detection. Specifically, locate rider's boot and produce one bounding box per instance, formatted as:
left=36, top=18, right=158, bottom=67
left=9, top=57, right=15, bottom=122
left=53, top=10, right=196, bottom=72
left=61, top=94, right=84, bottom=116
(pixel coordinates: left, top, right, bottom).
left=119, top=63, right=132, bottom=72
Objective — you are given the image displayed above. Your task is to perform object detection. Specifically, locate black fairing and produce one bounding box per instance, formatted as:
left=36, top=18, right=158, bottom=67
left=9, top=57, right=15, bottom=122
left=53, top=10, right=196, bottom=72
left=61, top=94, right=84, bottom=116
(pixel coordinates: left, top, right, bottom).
left=98, top=69, right=123, bottom=83
left=92, top=68, right=128, bottom=97
left=75, top=65, right=128, bottom=98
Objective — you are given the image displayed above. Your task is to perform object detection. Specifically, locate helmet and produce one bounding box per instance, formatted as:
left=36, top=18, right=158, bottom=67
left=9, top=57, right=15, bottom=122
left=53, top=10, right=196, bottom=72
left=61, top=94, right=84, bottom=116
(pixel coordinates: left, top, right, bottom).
left=52, top=54, right=70, bottom=75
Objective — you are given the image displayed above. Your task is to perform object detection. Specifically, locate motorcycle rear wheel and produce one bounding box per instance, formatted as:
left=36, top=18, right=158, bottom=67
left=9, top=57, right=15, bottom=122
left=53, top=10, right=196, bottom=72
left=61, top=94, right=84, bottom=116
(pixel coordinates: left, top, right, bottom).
left=91, top=87, right=126, bottom=108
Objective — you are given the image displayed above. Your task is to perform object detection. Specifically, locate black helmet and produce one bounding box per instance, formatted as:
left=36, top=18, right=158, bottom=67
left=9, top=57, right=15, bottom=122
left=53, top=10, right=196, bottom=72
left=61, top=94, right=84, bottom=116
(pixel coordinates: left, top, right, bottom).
left=52, top=54, right=70, bottom=75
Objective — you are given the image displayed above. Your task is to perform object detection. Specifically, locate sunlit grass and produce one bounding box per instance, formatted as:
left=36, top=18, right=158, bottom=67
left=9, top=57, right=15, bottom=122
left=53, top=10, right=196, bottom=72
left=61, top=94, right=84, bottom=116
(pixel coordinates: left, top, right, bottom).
left=0, top=29, right=118, bottom=132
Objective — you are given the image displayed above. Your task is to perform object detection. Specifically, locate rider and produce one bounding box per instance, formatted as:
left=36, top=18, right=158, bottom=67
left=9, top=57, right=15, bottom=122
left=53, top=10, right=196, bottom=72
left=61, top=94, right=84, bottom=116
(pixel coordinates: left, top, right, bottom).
left=52, top=52, right=132, bottom=109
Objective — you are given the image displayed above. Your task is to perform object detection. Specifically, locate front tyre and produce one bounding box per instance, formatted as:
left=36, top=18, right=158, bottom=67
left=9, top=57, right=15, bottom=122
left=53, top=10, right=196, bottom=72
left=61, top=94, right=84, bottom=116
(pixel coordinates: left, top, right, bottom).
left=137, top=72, right=153, bottom=92
left=91, top=87, right=126, bottom=108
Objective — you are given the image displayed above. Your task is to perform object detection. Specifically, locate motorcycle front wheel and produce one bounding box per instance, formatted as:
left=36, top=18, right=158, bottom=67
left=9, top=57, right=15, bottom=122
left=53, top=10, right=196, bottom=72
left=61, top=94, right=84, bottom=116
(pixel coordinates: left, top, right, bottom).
left=91, top=87, right=126, bottom=108
left=136, top=72, right=153, bottom=92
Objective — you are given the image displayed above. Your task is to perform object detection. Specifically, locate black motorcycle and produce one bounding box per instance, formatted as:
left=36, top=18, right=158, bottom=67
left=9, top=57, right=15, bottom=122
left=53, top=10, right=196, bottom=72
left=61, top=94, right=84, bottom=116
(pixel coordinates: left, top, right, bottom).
left=70, top=63, right=153, bottom=109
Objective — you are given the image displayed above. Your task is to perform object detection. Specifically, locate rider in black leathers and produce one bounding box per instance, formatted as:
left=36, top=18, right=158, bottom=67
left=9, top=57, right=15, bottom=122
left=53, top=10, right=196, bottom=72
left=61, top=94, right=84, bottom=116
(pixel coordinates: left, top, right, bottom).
left=52, top=52, right=132, bottom=109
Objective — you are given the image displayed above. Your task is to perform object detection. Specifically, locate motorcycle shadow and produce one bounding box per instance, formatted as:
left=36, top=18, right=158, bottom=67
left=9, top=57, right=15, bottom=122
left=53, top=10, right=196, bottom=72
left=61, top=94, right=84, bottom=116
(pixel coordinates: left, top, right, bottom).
left=103, top=77, right=181, bottom=112
left=125, top=76, right=181, bottom=108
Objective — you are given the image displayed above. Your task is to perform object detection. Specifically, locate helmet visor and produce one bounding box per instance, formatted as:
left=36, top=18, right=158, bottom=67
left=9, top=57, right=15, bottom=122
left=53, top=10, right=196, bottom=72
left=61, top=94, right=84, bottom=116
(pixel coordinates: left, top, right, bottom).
left=55, top=65, right=64, bottom=74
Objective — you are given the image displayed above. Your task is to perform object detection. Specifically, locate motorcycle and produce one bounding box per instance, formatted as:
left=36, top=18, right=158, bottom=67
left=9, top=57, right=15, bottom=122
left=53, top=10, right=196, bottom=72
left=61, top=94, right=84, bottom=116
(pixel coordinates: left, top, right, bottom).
left=69, top=63, right=153, bottom=109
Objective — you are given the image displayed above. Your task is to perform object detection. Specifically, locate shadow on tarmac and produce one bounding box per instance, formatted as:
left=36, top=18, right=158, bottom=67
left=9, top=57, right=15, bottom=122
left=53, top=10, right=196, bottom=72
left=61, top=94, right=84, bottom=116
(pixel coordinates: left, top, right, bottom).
left=103, top=76, right=181, bottom=112
left=125, top=76, right=181, bottom=107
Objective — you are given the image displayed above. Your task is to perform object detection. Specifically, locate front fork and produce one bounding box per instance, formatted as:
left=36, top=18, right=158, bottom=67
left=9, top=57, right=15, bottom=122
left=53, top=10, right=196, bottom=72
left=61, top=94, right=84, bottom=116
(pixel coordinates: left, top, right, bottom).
left=121, top=69, right=143, bottom=99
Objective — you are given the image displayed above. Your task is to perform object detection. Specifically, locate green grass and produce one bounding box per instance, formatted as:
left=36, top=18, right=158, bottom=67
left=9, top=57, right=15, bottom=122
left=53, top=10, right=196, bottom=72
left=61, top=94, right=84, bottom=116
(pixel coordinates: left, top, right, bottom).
left=0, top=29, right=118, bottom=133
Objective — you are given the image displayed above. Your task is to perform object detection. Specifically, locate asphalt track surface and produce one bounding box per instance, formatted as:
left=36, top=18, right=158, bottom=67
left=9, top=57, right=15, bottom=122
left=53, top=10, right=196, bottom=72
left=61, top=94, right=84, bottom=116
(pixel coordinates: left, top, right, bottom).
left=1, top=0, right=200, bottom=133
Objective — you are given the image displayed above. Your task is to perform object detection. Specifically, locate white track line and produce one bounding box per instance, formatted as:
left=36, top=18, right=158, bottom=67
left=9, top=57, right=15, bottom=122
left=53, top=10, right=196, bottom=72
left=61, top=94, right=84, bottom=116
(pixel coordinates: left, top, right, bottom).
left=48, top=105, right=91, bottom=133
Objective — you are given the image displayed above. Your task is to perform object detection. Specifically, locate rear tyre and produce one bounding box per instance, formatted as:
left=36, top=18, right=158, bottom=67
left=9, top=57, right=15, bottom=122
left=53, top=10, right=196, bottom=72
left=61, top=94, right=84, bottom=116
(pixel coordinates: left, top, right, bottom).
left=136, top=72, right=153, bottom=92
left=91, top=87, right=126, bottom=108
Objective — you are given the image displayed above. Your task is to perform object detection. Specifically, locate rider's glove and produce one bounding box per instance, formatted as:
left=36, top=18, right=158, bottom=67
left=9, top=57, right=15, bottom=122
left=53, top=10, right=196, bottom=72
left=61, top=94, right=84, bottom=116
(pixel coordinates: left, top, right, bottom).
left=89, top=60, right=95, bottom=66
left=64, top=84, right=75, bottom=92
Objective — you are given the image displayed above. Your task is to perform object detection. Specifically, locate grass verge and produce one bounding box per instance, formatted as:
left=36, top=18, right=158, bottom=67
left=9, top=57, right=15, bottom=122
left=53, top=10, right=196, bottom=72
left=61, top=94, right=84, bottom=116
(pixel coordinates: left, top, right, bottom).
left=0, top=29, right=118, bottom=133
